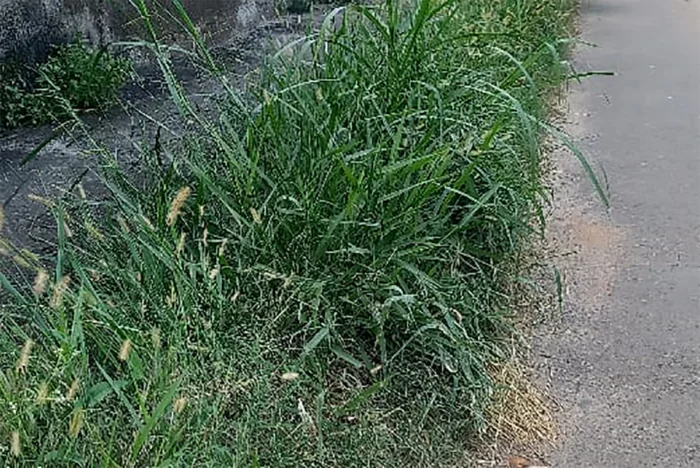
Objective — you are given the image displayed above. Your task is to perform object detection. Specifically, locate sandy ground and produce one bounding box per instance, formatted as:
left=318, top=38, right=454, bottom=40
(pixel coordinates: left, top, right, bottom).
left=538, top=0, right=700, bottom=466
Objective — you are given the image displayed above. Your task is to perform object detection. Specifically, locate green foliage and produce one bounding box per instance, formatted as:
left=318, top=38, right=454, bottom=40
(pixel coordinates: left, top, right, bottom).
left=0, top=0, right=588, bottom=466
left=0, top=62, right=47, bottom=128
left=37, top=36, right=133, bottom=110
left=0, top=36, right=132, bottom=128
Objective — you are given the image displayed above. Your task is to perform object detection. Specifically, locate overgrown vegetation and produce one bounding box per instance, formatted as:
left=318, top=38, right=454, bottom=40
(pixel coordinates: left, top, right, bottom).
left=0, top=36, right=132, bottom=128
left=0, top=0, right=584, bottom=465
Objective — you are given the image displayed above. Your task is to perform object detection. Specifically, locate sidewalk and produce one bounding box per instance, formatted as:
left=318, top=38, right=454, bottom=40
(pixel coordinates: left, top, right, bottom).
left=542, top=0, right=700, bottom=466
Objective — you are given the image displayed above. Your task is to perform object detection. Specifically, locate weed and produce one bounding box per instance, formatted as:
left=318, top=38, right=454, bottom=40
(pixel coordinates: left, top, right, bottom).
left=0, top=0, right=589, bottom=465
left=0, top=36, right=132, bottom=128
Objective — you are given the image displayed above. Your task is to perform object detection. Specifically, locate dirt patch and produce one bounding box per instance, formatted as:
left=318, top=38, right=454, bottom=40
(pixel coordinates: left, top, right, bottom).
left=477, top=104, right=629, bottom=467
left=544, top=121, right=626, bottom=315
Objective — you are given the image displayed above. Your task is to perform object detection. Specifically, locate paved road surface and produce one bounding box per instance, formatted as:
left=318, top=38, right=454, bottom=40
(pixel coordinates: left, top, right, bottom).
left=542, top=0, right=700, bottom=466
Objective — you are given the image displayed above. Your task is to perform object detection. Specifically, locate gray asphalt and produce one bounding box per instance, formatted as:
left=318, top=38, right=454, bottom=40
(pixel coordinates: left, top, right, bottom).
left=541, top=0, right=700, bottom=466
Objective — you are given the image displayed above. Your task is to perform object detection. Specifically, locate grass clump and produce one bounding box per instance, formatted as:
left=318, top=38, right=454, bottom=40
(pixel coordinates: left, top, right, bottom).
left=1, top=0, right=580, bottom=465
left=0, top=36, right=132, bottom=128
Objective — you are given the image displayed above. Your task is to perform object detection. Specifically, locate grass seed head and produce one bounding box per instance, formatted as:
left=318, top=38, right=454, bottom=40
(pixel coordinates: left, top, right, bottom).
left=16, top=339, right=34, bottom=372
left=50, top=275, right=71, bottom=309
left=151, top=327, right=162, bottom=349
left=33, top=269, right=49, bottom=296
left=69, top=408, right=85, bottom=438
left=10, top=431, right=20, bottom=457
left=218, top=238, right=228, bottom=257
left=67, top=378, right=80, bottom=401
left=167, top=186, right=192, bottom=227
left=176, top=232, right=186, bottom=256
left=118, top=339, right=133, bottom=361
left=174, top=397, right=188, bottom=414
left=250, top=207, right=262, bottom=225
left=166, top=284, right=177, bottom=307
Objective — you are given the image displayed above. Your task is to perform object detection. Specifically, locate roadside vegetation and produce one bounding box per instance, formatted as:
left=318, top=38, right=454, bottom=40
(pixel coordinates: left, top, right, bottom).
left=1, top=0, right=582, bottom=465
left=0, top=36, right=132, bottom=128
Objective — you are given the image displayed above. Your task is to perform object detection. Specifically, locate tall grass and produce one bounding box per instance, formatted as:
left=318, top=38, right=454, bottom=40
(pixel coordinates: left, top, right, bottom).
left=0, top=0, right=587, bottom=465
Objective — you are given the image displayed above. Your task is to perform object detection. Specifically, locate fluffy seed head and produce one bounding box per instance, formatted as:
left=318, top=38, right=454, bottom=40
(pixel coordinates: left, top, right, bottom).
left=218, top=238, right=228, bottom=257
left=167, top=186, right=192, bottom=227
left=118, top=339, right=133, bottom=361
left=174, top=397, right=188, bottom=414
left=10, top=431, right=20, bottom=457
left=151, top=327, right=161, bottom=349
left=166, top=284, right=177, bottom=307
left=281, top=372, right=300, bottom=381
left=250, top=207, right=262, bottom=225
left=33, top=270, right=48, bottom=296
left=50, top=275, right=71, bottom=309
left=16, top=339, right=34, bottom=372
left=67, top=379, right=80, bottom=401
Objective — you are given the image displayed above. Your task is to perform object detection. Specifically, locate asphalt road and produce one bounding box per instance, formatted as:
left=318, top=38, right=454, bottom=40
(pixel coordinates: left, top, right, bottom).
left=541, top=0, right=700, bottom=466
